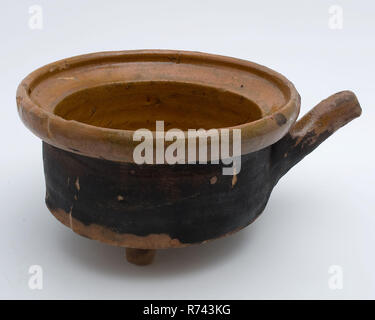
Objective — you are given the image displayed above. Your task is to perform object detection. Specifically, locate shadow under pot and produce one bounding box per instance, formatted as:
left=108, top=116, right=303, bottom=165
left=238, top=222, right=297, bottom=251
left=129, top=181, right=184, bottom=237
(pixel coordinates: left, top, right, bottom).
left=17, top=50, right=362, bottom=265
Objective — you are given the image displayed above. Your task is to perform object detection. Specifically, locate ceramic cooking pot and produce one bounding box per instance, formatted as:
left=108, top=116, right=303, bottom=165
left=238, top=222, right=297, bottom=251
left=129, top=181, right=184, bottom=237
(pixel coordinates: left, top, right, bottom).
left=17, top=50, right=361, bottom=265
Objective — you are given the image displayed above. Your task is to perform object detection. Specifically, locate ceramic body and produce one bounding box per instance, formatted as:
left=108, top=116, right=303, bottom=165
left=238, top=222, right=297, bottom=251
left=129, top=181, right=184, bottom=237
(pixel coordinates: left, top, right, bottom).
left=44, top=142, right=272, bottom=248
left=17, top=50, right=362, bottom=264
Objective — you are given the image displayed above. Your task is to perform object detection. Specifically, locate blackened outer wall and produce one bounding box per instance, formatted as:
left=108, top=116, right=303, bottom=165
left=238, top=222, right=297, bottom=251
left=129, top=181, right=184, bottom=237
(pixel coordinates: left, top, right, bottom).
left=43, top=142, right=277, bottom=245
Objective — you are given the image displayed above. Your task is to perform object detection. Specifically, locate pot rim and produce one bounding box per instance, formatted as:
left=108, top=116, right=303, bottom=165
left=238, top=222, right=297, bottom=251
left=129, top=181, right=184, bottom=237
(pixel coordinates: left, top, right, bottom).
left=17, top=49, right=300, bottom=163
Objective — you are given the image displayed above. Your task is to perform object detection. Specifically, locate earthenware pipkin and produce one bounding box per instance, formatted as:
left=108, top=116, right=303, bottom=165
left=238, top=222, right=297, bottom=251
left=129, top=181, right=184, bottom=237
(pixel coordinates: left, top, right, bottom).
left=17, top=50, right=362, bottom=265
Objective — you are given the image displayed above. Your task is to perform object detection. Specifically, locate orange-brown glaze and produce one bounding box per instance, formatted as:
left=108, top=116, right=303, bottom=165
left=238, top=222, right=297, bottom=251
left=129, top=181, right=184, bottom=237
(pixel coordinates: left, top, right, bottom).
left=54, top=82, right=262, bottom=131
left=17, top=50, right=300, bottom=163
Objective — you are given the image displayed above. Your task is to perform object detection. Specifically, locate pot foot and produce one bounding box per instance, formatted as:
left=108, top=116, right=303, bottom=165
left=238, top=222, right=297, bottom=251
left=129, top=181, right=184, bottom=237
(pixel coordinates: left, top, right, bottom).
left=125, top=248, right=156, bottom=266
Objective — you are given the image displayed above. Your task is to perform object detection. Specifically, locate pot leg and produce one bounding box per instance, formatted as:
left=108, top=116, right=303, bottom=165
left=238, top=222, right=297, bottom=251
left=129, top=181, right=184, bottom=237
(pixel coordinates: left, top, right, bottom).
left=125, top=248, right=156, bottom=265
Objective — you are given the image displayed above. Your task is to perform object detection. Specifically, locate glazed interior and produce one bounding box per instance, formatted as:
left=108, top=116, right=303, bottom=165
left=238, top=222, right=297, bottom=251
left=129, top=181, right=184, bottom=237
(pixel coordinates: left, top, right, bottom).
left=17, top=50, right=300, bottom=162
left=53, top=81, right=262, bottom=131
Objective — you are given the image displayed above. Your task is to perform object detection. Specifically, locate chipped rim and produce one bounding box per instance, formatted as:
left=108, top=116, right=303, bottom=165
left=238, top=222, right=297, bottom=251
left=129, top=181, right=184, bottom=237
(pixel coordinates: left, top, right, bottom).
left=16, top=50, right=301, bottom=163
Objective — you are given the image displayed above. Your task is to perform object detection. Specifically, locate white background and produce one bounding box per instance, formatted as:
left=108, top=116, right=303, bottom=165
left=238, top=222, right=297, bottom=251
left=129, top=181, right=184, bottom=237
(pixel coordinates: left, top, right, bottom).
left=1, top=0, right=374, bottom=299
